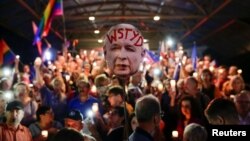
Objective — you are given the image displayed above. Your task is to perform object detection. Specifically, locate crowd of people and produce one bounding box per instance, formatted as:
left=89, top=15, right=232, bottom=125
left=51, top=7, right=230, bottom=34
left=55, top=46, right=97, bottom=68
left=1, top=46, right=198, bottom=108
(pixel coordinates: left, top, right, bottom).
left=0, top=23, right=249, bottom=141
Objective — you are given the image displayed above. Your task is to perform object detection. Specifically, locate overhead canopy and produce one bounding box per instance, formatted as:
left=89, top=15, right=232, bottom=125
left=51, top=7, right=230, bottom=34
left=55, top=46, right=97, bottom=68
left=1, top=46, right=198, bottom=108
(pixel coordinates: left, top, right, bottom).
left=0, top=0, right=250, bottom=67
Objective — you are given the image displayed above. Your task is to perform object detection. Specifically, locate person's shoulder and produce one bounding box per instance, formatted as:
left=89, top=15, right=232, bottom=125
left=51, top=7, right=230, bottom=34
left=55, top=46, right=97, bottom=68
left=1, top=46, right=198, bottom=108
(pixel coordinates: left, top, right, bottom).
left=28, top=122, right=38, bottom=129
left=82, top=133, right=96, bottom=141
left=0, top=123, right=7, bottom=128
left=88, top=96, right=99, bottom=102
left=69, top=96, right=80, bottom=103
left=129, top=132, right=152, bottom=141
left=53, top=121, right=63, bottom=129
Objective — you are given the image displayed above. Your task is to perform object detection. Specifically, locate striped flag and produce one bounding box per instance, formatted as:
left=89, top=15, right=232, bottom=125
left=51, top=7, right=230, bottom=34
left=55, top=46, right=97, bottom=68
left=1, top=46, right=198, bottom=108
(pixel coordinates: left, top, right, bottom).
left=0, top=39, right=15, bottom=65
left=173, top=63, right=181, bottom=81
left=144, top=49, right=160, bottom=64
left=33, top=0, right=63, bottom=45
left=32, top=21, right=42, bottom=55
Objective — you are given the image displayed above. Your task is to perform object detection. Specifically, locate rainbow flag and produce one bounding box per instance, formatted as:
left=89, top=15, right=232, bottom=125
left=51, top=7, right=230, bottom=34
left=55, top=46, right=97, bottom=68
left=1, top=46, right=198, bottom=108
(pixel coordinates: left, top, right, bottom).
left=33, top=0, right=63, bottom=45
left=0, top=39, right=15, bottom=65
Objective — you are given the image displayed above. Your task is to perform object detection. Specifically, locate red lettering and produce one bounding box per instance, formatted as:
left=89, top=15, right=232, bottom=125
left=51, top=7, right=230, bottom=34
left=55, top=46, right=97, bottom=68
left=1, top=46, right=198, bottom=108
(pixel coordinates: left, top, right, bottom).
left=118, top=28, right=124, bottom=39
left=134, top=36, right=143, bottom=46
left=107, top=29, right=117, bottom=44
left=130, top=30, right=140, bottom=41
left=125, top=28, right=133, bottom=39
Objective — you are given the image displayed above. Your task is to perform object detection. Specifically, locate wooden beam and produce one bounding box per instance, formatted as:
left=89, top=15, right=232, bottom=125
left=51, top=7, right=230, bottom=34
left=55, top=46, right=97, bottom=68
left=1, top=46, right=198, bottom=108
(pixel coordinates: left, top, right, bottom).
left=64, top=15, right=202, bottom=21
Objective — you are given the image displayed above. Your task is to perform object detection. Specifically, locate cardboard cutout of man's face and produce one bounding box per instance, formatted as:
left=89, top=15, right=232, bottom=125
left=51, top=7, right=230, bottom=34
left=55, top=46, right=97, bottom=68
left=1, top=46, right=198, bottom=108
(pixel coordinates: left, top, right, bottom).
left=104, top=24, right=145, bottom=78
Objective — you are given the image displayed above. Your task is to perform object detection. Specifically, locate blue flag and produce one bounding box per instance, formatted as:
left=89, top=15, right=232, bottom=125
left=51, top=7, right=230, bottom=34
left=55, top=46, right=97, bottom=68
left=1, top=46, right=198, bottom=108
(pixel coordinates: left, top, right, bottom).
left=173, top=63, right=181, bottom=81
left=145, top=49, right=160, bottom=63
left=191, top=42, right=197, bottom=71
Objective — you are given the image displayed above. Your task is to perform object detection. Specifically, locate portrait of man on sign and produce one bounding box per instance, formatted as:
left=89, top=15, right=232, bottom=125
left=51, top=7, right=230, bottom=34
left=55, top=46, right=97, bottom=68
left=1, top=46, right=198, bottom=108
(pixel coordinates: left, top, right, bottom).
left=103, top=23, right=145, bottom=79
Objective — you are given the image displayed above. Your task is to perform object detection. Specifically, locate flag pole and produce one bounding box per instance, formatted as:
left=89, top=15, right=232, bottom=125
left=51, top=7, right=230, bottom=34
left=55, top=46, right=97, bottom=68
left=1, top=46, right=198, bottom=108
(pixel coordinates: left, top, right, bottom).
left=61, top=0, right=67, bottom=43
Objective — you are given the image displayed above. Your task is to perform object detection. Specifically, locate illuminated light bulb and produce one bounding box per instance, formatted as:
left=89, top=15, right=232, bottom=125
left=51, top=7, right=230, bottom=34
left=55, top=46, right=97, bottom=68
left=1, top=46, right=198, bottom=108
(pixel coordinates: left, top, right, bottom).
left=65, top=74, right=70, bottom=81
left=16, top=55, right=20, bottom=59
left=41, top=130, right=48, bottom=138
left=193, top=72, right=198, bottom=78
left=91, top=85, right=97, bottom=93
left=44, top=50, right=52, bottom=61
left=153, top=15, right=160, bottom=21
left=237, top=69, right=242, bottom=74
left=97, top=39, right=103, bottom=43
left=94, top=30, right=100, bottom=34
left=92, top=103, right=99, bottom=113
left=76, top=55, right=80, bottom=59
left=170, top=80, right=176, bottom=91
left=89, top=16, right=95, bottom=21
left=87, top=110, right=94, bottom=118
left=172, top=130, right=178, bottom=138
left=2, top=67, right=12, bottom=77
left=209, top=66, right=214, bottom=72
left=3, top=91, right=14, bottom=102
left=158, top=83, right=164, bottom=91
left=48, top=61, right=51, bottom=65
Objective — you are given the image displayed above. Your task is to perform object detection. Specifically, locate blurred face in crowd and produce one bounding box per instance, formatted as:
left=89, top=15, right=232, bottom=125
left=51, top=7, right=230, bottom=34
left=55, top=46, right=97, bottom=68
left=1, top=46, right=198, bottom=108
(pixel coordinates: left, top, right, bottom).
left=218, top=68, right=228, bottom=80
left=108, top=109, right=124, bottom=128
left=231, top=77, right=244, bottom=93
left=201, top=71, right=212, bottom=83
left=0, top=79, right=11, bottom=90
left=77, top=81, right=90, bottom=101
left=23, top=65, right=30, bottom=73
left=6, top=109, right=24, bottom=125
left=104, top=24, right=145, bottom=78
left=234, top=92, right=250, bottom=116
left=40, top=109, right=54, bottom=124
left=184, top=78, right=197, bottom=94
left=52, top=78, right=65, bottom=93
left=108, top=94, right=123, bottom=107
left=15, top=84, right=29, bottom=100
left=64, top=118, right=83, bottom=131
left=181, top=100, right=191, bottom=118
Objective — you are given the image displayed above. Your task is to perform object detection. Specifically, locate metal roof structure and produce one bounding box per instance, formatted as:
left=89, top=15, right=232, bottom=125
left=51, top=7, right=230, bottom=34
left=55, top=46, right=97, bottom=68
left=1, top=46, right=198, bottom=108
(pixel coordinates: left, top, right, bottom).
left=0, top=0, right=250, bottom=65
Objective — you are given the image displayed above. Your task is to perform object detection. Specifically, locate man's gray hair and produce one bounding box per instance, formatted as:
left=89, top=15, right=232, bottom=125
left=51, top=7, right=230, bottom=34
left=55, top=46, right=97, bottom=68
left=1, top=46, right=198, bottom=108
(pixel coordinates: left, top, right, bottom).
left=135, top=94, right=160, bottom=122
left=183, top=123, right=207, bottom=141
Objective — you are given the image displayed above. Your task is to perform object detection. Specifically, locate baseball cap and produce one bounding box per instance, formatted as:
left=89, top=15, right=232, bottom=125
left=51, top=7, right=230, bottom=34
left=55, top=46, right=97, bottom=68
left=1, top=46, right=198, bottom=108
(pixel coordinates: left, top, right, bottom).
left=66, top=110, right=83, bottom=121
left=6, top=100, right=24, bottom=111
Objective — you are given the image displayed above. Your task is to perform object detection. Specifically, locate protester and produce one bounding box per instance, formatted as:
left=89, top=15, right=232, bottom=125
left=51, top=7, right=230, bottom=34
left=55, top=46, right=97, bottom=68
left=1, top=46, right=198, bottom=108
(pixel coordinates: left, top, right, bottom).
left=129, top=95, right=161, bottom=141
left=0, top=100, right=32, bottom=141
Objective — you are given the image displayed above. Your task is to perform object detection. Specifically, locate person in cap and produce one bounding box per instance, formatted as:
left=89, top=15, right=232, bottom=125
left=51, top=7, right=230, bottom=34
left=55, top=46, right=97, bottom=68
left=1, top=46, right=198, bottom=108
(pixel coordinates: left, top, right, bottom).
left=0, top=100, right=32, bottom=141
left=103, top=23, right=145, bottom=79
left=64, top=109, right=97, bottom=141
